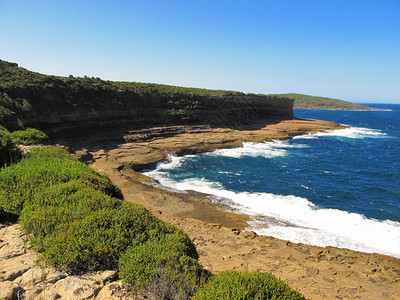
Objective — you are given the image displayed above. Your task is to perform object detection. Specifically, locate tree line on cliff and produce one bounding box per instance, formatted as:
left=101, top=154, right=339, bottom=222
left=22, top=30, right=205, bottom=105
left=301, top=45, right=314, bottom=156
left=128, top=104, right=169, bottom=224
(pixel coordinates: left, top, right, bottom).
left=272, top=93, right=373, bottom=110
left=0, top=59, right=294, bottom=132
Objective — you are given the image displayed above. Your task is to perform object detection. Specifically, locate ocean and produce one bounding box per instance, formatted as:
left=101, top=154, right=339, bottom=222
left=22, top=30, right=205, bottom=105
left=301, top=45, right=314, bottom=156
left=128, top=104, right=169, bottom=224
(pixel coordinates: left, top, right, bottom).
left=144, top=104, right=400, bottom=258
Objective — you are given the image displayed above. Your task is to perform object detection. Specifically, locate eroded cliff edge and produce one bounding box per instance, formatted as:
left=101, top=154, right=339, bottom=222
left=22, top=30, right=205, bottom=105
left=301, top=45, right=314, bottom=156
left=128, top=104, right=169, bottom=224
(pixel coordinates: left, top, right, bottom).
left=0, top=59, right=293, bottom=137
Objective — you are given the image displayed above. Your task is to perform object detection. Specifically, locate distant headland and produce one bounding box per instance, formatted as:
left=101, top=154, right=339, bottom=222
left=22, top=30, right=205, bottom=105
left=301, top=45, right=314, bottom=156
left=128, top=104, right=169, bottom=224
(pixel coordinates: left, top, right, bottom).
left=272, top=93, right=377, bottom=111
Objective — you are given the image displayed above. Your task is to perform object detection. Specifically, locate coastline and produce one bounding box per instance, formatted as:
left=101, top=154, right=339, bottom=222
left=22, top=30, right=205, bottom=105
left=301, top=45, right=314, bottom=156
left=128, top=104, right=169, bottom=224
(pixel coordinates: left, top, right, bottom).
left=295, top=107, right=387, bottom=111
left=66, top=118, right=400, bottom=299
left=74, top=118, right=347, bottom=230
left=2, top=60, right=398, bottom=298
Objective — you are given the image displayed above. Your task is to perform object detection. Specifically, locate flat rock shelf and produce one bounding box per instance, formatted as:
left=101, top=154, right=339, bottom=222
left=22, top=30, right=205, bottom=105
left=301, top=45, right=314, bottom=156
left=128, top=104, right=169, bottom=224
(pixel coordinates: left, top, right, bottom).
left=77, top=118, right=399, bottom=300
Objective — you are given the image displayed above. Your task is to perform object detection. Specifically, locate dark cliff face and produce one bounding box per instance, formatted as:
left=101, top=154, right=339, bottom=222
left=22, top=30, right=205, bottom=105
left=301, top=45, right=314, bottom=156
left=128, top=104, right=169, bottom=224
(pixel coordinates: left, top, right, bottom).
left=0, top=60, right=294, bottom=137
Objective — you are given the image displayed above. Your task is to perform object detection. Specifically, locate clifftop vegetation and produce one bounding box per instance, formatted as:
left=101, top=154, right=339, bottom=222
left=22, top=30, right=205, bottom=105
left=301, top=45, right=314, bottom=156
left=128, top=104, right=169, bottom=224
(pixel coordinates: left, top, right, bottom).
left=0, top=60, right=243, bottom=98
left=1, top=59, right=294, bottom=132
left=272, top=93, right=374, bottom=110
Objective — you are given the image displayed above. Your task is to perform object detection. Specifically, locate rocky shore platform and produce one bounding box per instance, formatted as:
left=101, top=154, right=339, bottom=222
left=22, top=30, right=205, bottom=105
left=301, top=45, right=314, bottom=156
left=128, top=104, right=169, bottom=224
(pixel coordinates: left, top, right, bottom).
left=2, top=118, right=399, bottom=299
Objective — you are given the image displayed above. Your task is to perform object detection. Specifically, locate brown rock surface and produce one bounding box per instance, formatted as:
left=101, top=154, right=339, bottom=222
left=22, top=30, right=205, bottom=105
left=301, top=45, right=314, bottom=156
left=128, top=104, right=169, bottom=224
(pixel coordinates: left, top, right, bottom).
left=95, top=280, right=134, bottom=300
left=0, top=280, right=19, bottom=300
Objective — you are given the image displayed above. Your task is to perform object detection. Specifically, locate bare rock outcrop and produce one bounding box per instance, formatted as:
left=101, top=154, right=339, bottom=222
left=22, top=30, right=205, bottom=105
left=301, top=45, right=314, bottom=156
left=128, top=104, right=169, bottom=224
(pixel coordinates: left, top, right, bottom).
left=0, top=224, right=128, bottom=300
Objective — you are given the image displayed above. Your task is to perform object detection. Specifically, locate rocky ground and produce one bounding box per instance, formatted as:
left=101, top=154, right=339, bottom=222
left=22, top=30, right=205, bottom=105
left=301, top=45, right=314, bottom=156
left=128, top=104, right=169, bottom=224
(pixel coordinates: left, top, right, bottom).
left=0, top=224, right=133, bottom=300
left=1, top=118, right=399, bottom=299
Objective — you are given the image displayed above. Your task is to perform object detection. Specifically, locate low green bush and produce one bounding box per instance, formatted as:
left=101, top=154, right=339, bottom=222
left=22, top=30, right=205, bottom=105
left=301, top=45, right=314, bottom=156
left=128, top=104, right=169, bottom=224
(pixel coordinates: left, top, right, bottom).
left=22, top=179, right=119, bottom=208
left=193, top=271, right=305, bottom=300
left=120, top=233, right=208, bottom=299
left=19, top=181, right=124, bottom=250
left=27, top=146, right=73, bottom=159
left=10, top=128, right=49, bottom=145
left=0, top=126, right=20, bottom=168
left=0, top=147, right=121, bottom=216
left=41, top=203, right=175, bottom=272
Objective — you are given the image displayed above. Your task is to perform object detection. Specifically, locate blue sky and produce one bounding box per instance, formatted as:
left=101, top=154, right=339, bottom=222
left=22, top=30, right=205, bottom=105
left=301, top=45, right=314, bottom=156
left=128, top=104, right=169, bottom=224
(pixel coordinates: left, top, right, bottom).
left=1, top=0, right=399, bottom=103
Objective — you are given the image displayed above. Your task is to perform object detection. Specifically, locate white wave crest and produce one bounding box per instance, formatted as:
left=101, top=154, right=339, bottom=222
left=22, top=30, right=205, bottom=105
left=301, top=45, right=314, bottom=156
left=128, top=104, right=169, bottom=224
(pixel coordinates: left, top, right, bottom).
left=155, top=154, right=185, bottom=170
left=294, top=126, right=387, bottom=140
left=143, top=170, right=400, bottom=258
left=209, top=140, right=307, bottom=158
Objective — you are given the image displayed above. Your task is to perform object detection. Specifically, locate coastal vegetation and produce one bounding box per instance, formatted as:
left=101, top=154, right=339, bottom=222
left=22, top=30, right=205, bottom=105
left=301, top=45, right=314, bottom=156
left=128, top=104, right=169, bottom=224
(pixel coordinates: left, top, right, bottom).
left=194, top=271, right=304, bottom=299
left=272, top=93, right=374, bottom=110
left=120, top=234, right=207, bottom=299
left=0, top=133, right=304, bottom=299
left=10, top=127, right=49, bottom=145
left=0, top=125, right=20, bottom=168
left=0, top=125, right=47, bottom=168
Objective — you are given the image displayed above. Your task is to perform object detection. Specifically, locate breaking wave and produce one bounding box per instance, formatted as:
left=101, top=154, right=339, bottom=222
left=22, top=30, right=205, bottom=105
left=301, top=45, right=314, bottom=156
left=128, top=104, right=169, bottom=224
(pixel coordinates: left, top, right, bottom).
left=293, top=126, right=388, bottom=140
left=144, top=168, right=400, bottom=258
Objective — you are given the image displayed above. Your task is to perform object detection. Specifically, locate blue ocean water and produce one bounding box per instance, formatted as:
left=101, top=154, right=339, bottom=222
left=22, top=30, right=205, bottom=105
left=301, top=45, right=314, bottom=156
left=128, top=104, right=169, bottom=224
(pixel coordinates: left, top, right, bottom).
left=144, top=104, right=400, bottom=258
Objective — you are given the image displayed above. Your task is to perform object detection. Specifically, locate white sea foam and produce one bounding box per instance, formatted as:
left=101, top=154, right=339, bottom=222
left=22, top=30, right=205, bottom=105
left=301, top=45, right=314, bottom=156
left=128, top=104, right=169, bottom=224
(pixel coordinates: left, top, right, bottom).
left=208, top=140, right=307, bottom=159
left=155, top=154, right=186, bottom=170
left=144, top=166, right=400, bottom=258
left=293, top=126, right=387, bottom=140
left=205, top=127, right=386, bottom=160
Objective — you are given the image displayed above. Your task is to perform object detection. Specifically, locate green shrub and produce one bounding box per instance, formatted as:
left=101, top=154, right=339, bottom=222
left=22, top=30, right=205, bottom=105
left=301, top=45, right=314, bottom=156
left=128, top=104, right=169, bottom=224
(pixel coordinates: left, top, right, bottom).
left=0, top=126, right=20, bottom=168
left=27, top=146, right=73, bottom=159
left=41, top=203, right=174, bottom=272
left=19, top=181, right=124, bottom=250
left=11, top=128, right=49, bottom=145
left=193, top=271, right=305, bottom=300
left=120, top=233, right=207, bottom=299
left=0, top=147, right=121, bottom=216
left=22, top=179, right=120, bottom=208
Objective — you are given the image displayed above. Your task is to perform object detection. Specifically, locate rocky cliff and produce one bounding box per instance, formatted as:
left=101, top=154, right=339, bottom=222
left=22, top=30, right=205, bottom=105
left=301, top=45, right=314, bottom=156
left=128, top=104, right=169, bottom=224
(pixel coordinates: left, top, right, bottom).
left=0, top=60, right=293, bottom=137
